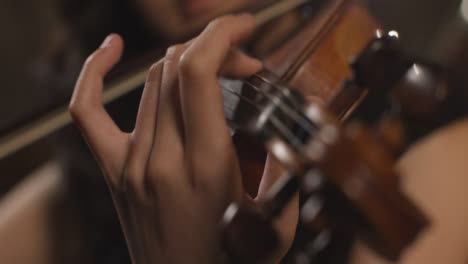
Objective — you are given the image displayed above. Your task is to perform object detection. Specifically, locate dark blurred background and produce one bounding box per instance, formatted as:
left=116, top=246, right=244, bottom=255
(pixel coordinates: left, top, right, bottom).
left=0, top=0, right=467, bottom=263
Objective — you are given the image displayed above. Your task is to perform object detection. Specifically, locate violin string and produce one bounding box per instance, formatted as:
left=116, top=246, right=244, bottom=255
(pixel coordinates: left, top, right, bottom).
left=251, top=73, right=317, bottom=131
left=241, top=77, right=317, bottom=136
left=222, top=72, right=320, bottom=148
left=222, top=86, right=304, bottom=150
left=222, top=86, right=305, bottom=150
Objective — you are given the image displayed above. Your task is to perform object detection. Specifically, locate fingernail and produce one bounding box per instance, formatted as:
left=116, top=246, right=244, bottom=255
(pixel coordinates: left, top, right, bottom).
left=100, top=34, right=114, bottom=48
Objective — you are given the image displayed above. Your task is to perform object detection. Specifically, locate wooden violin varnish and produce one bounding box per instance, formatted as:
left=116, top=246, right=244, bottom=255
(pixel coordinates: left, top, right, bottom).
left=222, top=1, right=437, bottom=263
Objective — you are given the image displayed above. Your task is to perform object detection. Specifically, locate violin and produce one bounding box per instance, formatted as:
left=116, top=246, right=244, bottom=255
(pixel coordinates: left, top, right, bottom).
left=220, top=0, right=463, bottom=263
left=1, top=0, right=467, bottom=263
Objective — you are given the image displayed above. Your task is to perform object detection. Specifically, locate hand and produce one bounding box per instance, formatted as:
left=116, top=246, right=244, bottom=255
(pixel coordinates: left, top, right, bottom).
left=69, top=14, right=298, bottom=264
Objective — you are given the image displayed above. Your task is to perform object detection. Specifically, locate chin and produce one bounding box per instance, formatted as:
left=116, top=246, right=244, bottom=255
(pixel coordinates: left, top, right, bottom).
left=136, top=0, right=250, bottom=41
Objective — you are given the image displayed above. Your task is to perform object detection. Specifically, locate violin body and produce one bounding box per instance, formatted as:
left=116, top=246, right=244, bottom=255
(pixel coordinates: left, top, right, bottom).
left=2, top=0, right=465, bottom=263
left=235, top=0, right=379, bottom=198
left=223, top=0, right=438, bottom=263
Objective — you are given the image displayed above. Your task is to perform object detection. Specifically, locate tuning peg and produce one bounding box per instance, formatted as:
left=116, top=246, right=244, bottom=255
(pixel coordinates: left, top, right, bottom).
left=221, top=172, right=300, bottom=263
left=221, top=199, right=278, bottom=264
left=392, top=63, right=450, bottom=120
left=291, top=229, right=332, bottom=264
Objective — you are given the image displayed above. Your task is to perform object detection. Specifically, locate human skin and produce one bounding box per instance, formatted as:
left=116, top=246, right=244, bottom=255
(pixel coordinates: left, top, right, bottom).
left=69, top=9, right=468, bottom=264
left=69, top=14, right=298, bottom=264
left=134, top=0, right=250, bottom=40
left=350, top=119, right=468, bottom=264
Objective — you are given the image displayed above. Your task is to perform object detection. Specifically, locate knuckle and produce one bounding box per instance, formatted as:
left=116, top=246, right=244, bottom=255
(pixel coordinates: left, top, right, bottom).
left=83, top=50, right=100, bottom=71
left=147, top=61, right=163, bottom=81
left=68, top=96, right=86, bottom=122
left=165, top=44, right=185, bottom=63
left=179, top=51, right=203, bottom=77
left=82, top=47, right=108, bottom=73
left=83, top=54, right=95, bottom=68
left=68, top=99, right=79, bottom=117
left=68, top=90, right=97, bottom=123
left=148, top=62, right=161, bottom=74
left=69, top=55, right=104, bottom=120
left=209, top=15, right=235, bottom=29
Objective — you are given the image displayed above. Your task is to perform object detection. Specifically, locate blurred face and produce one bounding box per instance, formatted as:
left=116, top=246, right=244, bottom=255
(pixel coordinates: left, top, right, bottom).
left=136, top=0, right=250, bottom=40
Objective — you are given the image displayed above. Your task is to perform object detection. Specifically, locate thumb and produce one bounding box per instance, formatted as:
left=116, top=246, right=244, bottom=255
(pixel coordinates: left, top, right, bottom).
left=69, top=34, right=129, bottom=184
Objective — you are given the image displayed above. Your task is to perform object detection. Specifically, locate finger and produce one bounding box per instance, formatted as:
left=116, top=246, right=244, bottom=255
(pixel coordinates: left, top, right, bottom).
left=125, top=60, right=163, bottom=192
left=256, top=154, right=299, bottom=258
left=178, top=14, right=257, bottom=154
left=147, top=44, right=190, bottom=190
left=256, top=155, right=285, bottom=198
left=220, top=49, right=262, bottom=78
left=69, top=34, right=129, bottom=183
